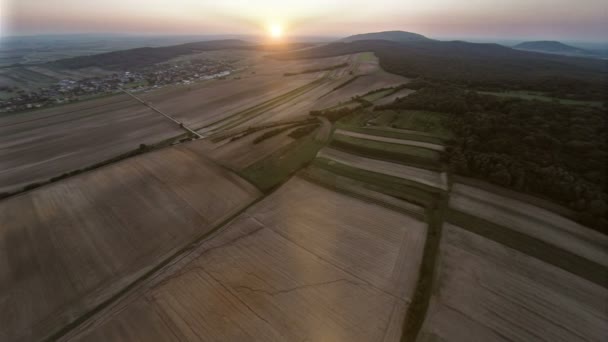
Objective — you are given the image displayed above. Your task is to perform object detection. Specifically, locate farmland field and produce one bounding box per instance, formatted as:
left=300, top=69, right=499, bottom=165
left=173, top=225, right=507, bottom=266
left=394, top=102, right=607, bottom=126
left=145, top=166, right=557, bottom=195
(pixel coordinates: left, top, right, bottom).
left=0, top=94, right=184, bottom=193
left=61, top=177, right=428, bottom=342
left=449, top=183, right=608, bottom=267
left=418, top=224, right=608, bottom=342
left=334, top=128, right=445, bottom=151
left=0, top=140, right=260, bottom=342
left=0, top=52, right=407, bottom=195
left=317, top=147, right=448, bottom=190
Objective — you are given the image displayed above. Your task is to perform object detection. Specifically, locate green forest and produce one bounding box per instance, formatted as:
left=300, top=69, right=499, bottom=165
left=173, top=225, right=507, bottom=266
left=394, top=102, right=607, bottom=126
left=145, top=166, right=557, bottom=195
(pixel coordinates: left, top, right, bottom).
left=379, top=82, right=607, bottom=231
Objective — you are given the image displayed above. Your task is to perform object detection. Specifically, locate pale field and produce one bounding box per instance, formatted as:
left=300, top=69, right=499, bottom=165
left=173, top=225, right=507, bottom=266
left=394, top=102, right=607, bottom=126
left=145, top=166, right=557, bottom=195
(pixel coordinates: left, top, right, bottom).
left=374, top=88, right=416, bottom=106
left=187, top=126, right=298, bottom=170
left=301, top=166, right=426, bottom=217
left=1, top=53, right=406, bottom=193
left=450, top=183, right=608, bottom=267
left=0, top=140, right=260, bottom=342
left=140, top=76, right=316, bottom=129
left=138, top=54, right=353, bottom=129
left=0, top=95, right=183, bottom=193
left=192, top=53, right=406, bottom=133
left=418, top=224, right=608, bottom=342
left=62, top=177, right=427, bottom=342
left=317, top=147, right=448, bottom=190
left=313, top=72, right=408, bottom=111
left=334, top=128, right=445, bottom=151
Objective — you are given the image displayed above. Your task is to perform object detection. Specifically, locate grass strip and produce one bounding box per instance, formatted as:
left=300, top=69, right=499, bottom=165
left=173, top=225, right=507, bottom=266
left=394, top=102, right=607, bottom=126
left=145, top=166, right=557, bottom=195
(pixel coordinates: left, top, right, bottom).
left=400, top=193, right=447, bottom=342
left=300, top=166, right=426, bottom=221
left=330, top=136, right=443, bottom=171
left=313, top=157, right=440, bottom=208
left=240, top=132, right=324, bottom=192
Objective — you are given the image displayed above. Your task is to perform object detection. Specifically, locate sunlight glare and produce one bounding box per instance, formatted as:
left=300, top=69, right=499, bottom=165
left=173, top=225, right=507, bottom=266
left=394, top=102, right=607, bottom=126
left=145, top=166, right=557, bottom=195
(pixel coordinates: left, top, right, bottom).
left=269, top=23, right=283, bottom=39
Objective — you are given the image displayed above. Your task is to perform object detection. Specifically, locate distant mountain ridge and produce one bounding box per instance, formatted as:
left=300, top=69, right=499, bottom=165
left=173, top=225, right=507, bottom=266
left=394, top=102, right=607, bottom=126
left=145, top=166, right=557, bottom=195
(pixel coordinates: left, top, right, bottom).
left=271, top=38, right=606, bottom=100
left=341, top=31, right=431, bottom=43
left=513, top=41, right=594, bottom=57
left=49, top=40, right=313, bottom=71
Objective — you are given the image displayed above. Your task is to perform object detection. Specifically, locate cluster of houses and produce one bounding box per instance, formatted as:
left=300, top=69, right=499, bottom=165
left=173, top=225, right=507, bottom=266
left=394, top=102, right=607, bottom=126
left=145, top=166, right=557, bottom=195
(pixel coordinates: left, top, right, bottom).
left=0, top=58, right=235, bottom=113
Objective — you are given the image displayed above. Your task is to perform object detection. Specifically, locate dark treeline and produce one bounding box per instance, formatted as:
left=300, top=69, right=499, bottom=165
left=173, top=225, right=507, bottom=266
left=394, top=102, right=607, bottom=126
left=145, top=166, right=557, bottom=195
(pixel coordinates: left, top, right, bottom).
left=381, top=83, right=608, bottom=231
left=272, top=40, right=608, bottom=100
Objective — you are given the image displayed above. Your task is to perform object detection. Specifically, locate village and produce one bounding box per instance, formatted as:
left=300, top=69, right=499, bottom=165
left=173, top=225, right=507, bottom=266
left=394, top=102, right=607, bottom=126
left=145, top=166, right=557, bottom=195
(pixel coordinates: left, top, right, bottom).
left=0, top=57, right=234, bottom=113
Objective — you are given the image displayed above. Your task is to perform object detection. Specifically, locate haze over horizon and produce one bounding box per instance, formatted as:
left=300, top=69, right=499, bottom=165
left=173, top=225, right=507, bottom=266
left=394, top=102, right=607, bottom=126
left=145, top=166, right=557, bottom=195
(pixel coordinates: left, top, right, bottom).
left=2, top=0, right=607, bottom=42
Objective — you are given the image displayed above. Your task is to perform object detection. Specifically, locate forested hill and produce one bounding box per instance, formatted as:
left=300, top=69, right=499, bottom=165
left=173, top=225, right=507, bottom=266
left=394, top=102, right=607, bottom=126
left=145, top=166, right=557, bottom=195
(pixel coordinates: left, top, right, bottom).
left=514, top=41, right=589, bottom=54
left=50, top=40, right=313, bottom=71
left=272, top=40, right=608, bottom=100
left=379, top=81, right=608, bottom=231
left=340, top=30, right=431, bottom=43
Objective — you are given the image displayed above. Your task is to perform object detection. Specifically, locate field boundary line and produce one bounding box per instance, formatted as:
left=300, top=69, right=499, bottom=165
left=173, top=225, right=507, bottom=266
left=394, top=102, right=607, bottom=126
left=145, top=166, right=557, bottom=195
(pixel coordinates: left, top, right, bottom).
left=299, top=171, right=426, bottom=221
left=49, top=177, right=284, bottom=342
left=400, top=192, right=446, bottom=342
left=119, top=88, right=203, bottom=138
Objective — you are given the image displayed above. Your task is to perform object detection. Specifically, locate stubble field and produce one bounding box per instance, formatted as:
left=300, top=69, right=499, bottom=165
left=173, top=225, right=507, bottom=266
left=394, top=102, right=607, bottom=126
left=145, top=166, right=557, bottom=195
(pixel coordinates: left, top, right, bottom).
left=417, top=224, right=608, bottom=342
left=0, top=140, right=260, bottom=342
left=61, top=177, right=428, bottom=342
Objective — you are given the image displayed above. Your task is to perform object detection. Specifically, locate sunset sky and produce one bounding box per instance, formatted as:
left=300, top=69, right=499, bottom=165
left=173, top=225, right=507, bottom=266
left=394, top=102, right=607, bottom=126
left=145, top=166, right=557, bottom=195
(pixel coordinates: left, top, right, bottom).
left=2, top=0, right=607, bottom=41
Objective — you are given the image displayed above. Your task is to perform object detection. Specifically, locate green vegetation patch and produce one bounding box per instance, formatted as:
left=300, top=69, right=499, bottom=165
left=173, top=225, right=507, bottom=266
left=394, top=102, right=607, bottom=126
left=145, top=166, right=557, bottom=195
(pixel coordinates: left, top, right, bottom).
left=312, top=157, right=440, bottom=208
left=358, top=52, right=375, bottom=62
left=240, top=132, right=324, bottom=192
left=300, top=165, right=426, bottom=221
left=401, top=195, right=446, bottom=342
left=383, top=110, right=452, bottom=138
left=330, top=134, right=442, bottom=171
left=362, top=89, right=394, bottom=102
left=382, top=84, right=608, bottom=232
left=446, top=209, right=608, bottom=288
left=479, top=90, right=605, bottom=108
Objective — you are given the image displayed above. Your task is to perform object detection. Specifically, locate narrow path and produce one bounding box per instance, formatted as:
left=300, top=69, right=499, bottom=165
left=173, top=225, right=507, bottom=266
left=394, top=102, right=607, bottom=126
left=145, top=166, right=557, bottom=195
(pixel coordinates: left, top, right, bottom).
left=119, top=88, right=203, bottom=138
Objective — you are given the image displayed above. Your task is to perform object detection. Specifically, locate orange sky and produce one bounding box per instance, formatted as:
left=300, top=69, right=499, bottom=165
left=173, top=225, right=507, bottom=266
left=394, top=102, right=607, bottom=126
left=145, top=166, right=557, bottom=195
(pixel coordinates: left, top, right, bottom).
left=2, top=0, right=607, bottom=41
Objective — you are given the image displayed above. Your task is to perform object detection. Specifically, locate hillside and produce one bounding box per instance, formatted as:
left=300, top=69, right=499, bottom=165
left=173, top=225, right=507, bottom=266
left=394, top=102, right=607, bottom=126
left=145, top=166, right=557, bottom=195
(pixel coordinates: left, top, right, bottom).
left=49, top=40, right=313, bottom=70
left=341, top=30, right=431, bottom=43
left=272, top=39, right=607, bottom=100
left=514, top=40, right=593, bottom=56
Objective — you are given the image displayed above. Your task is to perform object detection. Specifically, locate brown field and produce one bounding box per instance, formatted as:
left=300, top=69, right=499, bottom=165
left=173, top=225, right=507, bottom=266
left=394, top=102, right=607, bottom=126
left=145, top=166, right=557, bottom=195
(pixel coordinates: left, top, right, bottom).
left=418, top=224, right=608, bottom=342
left=313, top=74, right=407, bottom=111
left=449, top=183, right=608, bottom=267
left=187, top=125, right=300, bottom=170
left=317, top=147, right=448, bottom=190
left=301, top=165, right=426, bottom=217
left=0, top=140, right=260, bottom=342
left=334, top=128, right=445, bottom=151
left=0, top=95, right=183, bottom=193
left=61, top=177, right=427, bottom=342
left=1, top=52, right=407, bottom=194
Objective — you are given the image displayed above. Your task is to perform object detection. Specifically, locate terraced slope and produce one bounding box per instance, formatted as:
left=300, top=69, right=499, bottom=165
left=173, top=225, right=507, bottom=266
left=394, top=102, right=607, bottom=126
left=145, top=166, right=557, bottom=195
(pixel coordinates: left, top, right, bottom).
left=317, top=147, right=448, bottom=191
left=61, top=177, right=427, bottom=342
left=0, top=140, right=261, bottom=342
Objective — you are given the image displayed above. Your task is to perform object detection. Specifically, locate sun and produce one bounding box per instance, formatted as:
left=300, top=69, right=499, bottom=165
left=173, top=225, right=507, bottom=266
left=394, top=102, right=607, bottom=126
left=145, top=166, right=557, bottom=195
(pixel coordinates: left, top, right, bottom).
left=269, top=24, right=283, bottom=39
